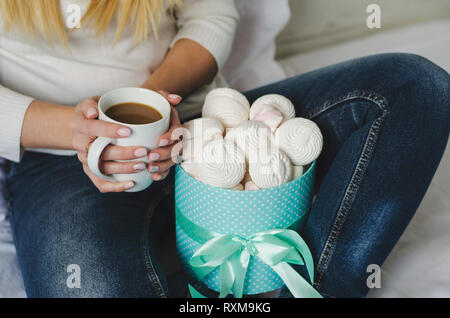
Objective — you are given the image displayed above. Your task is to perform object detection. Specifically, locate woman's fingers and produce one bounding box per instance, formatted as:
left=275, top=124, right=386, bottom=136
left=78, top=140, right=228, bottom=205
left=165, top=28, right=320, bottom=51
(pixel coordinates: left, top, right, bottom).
left=76, top=118, right=132, bottom=139
left=157, top=107, right=182, bottom=147
left=148, top=140, right=182, bottom=162
left=82, top=164, right=135, bottom=193
left=148, top=155, right=178, bottom=176
left=75, top=97, right=101, bottom=119
left=101, top=160, right=147, bottom=175
left=75, top=98, right=98, bottom=115
left=72, top=132, right=94, bottom=154
left=74, top=133, right=147, bottom=160
left=72, top=99, right=131, bottom=138
left=101, top=145, right=147, bottom=161
left=151, top=169, right=170, bottom=182
left=146, top=106, right=182, bottom=183
left=158, top=90, right=182, bottom=106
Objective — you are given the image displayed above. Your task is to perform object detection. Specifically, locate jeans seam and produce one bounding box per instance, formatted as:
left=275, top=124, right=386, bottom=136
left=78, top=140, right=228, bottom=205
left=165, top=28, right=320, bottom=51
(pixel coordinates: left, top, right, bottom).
left=308, top=90, right=390, bottom=290
left=5, top=167, right=19, bottom=248
left=307, top=90, right=389, bottom=120
left=141, top=183, right=173, bottom=298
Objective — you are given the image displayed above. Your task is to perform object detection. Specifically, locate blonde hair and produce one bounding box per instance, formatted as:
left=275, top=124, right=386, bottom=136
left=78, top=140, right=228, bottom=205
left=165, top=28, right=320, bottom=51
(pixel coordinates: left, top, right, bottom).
left=0, top=0, right=182, bottom=45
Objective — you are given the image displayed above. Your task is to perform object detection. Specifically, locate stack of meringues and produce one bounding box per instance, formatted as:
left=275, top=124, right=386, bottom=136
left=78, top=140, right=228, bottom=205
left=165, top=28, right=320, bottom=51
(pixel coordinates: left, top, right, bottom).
left=180, top=88, right=323, bottom=190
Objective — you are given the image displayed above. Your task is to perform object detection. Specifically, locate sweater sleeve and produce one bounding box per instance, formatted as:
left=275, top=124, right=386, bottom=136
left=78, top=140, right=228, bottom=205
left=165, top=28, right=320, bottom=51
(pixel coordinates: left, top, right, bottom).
left=170, top=0, right=239, bottom=70
left=0, top=85, right=34, bottom=162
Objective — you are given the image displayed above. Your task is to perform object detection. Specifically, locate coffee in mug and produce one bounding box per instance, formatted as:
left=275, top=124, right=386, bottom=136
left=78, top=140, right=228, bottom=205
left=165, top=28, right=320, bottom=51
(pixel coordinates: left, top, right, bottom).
left=105, top=103, right=163, bottom=125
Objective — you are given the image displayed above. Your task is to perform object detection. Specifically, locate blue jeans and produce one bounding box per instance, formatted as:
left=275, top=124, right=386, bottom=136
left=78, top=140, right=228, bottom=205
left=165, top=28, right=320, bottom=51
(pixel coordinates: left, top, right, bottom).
left=6, top=53, right=449, bottom=298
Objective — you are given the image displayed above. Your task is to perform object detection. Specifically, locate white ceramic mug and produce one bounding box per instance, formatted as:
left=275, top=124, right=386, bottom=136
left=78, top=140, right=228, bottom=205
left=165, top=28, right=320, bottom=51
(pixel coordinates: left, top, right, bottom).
left=87, top=87, right=171, bottom=192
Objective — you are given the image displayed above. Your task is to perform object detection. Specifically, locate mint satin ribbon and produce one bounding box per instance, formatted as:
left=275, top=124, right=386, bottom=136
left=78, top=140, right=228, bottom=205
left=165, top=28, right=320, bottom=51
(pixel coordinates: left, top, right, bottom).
left=176, top=207, right=322, bottom=298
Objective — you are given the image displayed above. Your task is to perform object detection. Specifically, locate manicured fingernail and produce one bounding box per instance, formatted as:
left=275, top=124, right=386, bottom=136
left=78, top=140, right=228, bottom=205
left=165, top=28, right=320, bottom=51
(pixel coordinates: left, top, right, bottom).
left=133, top=163, right=146, bottom=171
left=159, top=139, right=169, bottom=147
left=169, top=94, right=181, bottom=101
left=118, top=128, right=131, bottom=137
left=134, top=148, right=147, bottom=157
left=125, top=181, right=134, bottom=189
left=149, top=153, right=160, bottom=161
left=87, top=108, right=97, bottom=118
left=150, top=166, right=159, bottom=173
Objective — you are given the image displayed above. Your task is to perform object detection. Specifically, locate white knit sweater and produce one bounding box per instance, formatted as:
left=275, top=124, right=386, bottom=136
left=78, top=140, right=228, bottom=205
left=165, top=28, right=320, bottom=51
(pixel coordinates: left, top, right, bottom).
left=0, top=0, right=238, bottom=162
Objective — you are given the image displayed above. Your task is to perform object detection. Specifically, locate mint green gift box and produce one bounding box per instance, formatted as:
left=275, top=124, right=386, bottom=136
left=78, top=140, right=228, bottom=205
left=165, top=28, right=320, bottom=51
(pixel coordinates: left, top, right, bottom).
left=175, top=162, right=317, bottom=297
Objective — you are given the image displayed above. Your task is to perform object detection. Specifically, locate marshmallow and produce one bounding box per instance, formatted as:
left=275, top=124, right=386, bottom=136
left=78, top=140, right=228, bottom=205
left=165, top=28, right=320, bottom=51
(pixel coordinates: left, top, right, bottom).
left=202, top=88, right=250, bottom=128
left=275, top=118, right=323, bottom=166
left=197, top=139, right=246, bottom=189
left=244, top=181, right=260, bottom=191
left=249, top=146, right=292, bottom=189
left=182, top=117, right=224, bottom=142
left=250, top=94, right=296, bottom=131
left=224, top=120, right=272, bottom=163
left=252, top=109, right=283, bottom=133
left=292, top=165, right=304, bottom=181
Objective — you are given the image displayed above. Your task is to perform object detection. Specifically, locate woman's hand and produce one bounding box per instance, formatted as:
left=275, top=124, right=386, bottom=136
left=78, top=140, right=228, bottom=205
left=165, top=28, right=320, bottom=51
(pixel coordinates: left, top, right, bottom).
left=146, top=90, right=183, bottom=181
left=70, top=91, right=182, bottom=193
left=71, top=97, right=147, bottom=192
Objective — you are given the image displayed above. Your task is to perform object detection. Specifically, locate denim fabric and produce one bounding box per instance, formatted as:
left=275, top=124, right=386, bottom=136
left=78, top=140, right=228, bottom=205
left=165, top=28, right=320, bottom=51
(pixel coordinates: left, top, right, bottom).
left=7, top=152, right=175, bottom=297
left=6, top=53, right=449, bottom=298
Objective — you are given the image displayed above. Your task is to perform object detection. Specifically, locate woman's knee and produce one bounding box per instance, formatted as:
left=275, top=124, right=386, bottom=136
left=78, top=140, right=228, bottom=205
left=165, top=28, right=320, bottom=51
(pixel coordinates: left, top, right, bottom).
left=369, top=53, right=449, bottom=133
left=376, top=53, right=448, bottom=102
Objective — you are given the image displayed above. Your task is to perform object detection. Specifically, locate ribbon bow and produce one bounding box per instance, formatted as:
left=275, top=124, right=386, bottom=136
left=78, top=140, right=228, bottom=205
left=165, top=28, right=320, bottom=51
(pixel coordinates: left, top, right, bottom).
left=177, top=206, right=322, bottom=298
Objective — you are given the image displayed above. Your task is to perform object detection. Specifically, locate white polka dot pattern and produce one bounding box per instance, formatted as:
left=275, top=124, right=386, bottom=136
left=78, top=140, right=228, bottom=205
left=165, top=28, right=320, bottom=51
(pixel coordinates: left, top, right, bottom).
left=175, top=161, right=316, bottom=295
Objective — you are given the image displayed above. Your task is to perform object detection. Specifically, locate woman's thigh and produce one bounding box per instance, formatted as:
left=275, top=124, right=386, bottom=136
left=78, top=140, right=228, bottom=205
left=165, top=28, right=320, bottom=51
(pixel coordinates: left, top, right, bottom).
left=7, top=151, right=174, bottom=298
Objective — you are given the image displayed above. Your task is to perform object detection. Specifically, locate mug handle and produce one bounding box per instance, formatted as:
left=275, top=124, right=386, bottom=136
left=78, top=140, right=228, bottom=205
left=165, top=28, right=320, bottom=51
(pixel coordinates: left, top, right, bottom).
left=87, top=137, right=116, bottom=182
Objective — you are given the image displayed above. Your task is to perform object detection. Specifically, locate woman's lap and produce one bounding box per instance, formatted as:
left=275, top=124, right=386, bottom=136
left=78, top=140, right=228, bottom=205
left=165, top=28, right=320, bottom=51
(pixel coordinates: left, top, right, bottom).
left=7, top=152, right=174, bottom=297
left=7, top=53, right=449, bottom=298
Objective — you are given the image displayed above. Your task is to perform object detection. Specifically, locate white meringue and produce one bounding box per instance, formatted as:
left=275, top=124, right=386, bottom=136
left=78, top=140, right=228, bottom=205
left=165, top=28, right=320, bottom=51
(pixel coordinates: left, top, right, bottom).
left=292, top=165, right=304, bottom=180
left=224, top=120, right=272, bottom=164
left=182, top=117, right=224, bottom=142
left=249, top=146, right=292, bottom=189
left=197, top=139, right=246, bottom=189
left=202, top=88, right=250, bottom=128
left=275, top=118, right=323, bottom=166
left=180, top=161, right=198, bottom=178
